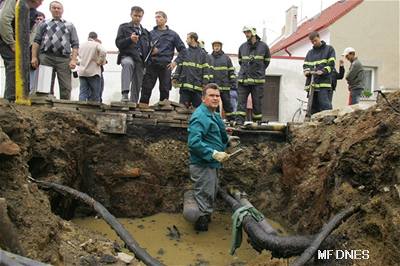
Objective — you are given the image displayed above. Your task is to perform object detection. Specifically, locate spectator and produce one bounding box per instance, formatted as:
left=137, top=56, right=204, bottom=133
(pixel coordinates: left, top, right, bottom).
left=138, top=11, right=186, bottom=108
left=115, top=6, right=151, bottom=103
left=343, top=47, right=365, bottom=105
left=0, top=0, right=43, bottom=101
left=93, top=38, right=106, bottom=103
left=78, top=31, right=106, bottom=102
left=31, top=0, right=79, bottom=100
left=29, top=11, right=45, bottom=93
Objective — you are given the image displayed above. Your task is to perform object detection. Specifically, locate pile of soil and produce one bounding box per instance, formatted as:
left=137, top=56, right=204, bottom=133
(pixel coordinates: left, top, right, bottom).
left=0, top=91, right=399, bottom=265
left=247, top=91, right=400, bottom=265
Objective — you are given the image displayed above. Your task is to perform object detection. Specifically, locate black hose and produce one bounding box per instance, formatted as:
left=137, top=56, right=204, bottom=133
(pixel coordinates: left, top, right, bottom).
left=218, top=187, right=352, bottom=259
left=291, top=205, right=360, bottom=266
left=29, top=177, right=163, bottom=266
left=0, top=249, right=49, bottom=266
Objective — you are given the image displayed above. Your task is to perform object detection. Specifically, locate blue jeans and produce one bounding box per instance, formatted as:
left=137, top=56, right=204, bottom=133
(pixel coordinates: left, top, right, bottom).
left=79, top=75, right=101, bottom=102
left=350, top=88, right=363, bottom=105
left=99, top=73, right=104, bottom=103
left=230, top=90, right=238, bottom=113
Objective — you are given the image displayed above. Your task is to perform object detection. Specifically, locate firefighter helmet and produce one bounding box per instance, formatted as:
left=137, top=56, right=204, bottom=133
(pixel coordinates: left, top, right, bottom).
left=211, top=40, right=223, bottom=46
left=242, top=26, right=257, bottom=36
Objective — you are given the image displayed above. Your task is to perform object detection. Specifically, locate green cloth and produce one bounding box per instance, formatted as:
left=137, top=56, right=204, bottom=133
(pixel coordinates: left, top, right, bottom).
left=230, top=205, right=265, bottom=255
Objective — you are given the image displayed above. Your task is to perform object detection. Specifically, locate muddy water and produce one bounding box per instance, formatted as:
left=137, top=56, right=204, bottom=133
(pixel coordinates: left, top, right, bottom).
left=73, top=212, right=286, bottom=266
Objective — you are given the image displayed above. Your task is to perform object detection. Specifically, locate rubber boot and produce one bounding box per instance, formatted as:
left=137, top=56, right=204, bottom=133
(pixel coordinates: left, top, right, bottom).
left=194, top=215, right=210, bottom=232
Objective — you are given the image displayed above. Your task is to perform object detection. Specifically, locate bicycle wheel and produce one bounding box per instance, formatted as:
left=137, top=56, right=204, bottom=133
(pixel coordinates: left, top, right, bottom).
left=292, top=108, right=302, bottom=122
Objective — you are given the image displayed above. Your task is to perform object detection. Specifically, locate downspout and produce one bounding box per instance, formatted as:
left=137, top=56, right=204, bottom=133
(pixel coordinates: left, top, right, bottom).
left=284, top=48, right=292, bottom=57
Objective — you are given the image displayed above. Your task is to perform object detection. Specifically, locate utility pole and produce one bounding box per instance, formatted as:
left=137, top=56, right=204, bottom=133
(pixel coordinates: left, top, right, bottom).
left=15, top=0, right=31, bottom=105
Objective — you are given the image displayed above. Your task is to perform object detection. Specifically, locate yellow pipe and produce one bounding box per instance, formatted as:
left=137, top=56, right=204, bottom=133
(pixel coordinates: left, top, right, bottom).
left=15, top=0, right=31, bottom=105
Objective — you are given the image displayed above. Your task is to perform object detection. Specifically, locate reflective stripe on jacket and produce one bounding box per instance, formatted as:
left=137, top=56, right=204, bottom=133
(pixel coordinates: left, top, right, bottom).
left=303, top=41, right=336, bottom=90
left=172, top=45, right=210, bottom=92
left=209, top=50, right=236, bottom=90
left=238, top=38, right=270, bottom=85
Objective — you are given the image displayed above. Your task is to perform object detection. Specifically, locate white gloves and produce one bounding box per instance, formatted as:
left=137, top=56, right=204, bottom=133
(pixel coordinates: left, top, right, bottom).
left=212, top=150, right=230, bottom=162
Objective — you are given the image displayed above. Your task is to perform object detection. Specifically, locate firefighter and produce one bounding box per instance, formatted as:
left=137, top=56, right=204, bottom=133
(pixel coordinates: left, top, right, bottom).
left=236, top=26, right=271, bottom=125
left=209, top=40, right=236, bottom=121
left=172, top=32, right=211, bottom=108
left=303, top=31, right=336, bottom=114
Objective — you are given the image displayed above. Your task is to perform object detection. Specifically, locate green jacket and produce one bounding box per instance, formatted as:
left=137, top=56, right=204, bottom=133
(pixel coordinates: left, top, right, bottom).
left=188, top=103, right=228, bottom=168
left=346, top=58, right=365, bottom=90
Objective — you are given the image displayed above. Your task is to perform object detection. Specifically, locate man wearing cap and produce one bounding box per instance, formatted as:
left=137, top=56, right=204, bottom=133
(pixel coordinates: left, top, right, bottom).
left=236, top=26, right=271, bottom=125
left=303, top=31, right=336, bottom=114
left=342, top=47, right=365, bottom=105
left=209, top=40, right=236, bottom=122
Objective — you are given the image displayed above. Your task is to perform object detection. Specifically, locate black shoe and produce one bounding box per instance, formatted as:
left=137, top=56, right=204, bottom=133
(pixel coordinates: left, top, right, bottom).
left=194, top=215, right=209, bottom=231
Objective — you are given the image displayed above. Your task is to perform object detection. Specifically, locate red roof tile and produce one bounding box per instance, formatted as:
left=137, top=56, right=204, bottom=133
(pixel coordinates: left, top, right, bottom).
left=270, top=0, right=363, bottom=54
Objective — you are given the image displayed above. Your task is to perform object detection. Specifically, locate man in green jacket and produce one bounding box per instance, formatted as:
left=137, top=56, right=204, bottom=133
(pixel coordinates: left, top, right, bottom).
left=187, top=83, right=231, bottom=231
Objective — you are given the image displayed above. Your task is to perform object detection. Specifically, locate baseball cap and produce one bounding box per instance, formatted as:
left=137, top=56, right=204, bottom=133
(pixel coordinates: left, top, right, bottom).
left=342, top=47, right=356, bottom=56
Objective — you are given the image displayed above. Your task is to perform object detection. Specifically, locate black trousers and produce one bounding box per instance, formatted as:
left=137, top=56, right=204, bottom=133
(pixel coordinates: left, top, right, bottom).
left=237, top=84, right=264, bottom=121
left=220, top=90, right=234, bottom=119
left=179, top=89, right=202, bottom=108
left=140, top=62, right=172, bottom=104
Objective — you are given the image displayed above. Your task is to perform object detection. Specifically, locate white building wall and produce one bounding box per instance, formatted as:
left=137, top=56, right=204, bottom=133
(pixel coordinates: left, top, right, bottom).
left=266, top=58, right=307, bottom=122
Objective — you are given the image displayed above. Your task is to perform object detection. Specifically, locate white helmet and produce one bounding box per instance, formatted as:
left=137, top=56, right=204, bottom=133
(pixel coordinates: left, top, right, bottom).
left=242, top=26, right=257, bottom=36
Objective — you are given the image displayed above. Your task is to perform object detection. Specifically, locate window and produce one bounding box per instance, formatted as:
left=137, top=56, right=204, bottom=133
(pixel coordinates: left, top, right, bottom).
left=362, top=67, right=377, bottom=98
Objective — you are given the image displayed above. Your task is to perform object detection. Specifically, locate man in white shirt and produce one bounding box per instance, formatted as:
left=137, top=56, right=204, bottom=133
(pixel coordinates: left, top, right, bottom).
left=78, top=32, right=106, bottom=102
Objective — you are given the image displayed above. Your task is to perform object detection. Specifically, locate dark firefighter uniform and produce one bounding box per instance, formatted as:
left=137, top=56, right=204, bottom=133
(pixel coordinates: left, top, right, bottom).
left=209, top=44, right=236, bottom=121
left=172, top=45, right=211, bottom=108
left=236, top=35, right=270, bottom=123
left=303, top=40, right=336, bottom=114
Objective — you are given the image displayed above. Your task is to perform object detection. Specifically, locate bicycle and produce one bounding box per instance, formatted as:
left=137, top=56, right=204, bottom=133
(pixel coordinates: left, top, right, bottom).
left=291, top=97, right=308, bottom=122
